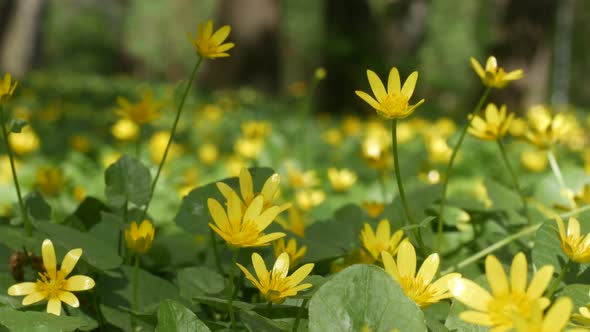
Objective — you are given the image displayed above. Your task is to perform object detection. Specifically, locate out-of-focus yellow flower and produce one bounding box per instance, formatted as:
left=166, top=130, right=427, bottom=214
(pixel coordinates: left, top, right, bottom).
left=509, top=117, right=529, bottom=137
left=36, top=167, right=65, bottom=197
left=573, top=184, right=590, bottom=207
left=125, top=220, right=155, bottom=254
left=520, top=149, right=548, bottom=172
left=188, top=20, right=234, bottom=59
left=69, top=135, right=91, bottom=153
left=111, top=118, right=139, bottom=142
left=273, top=238, right=307, bottom=268
left=276, top=207, right=306, bottom=237
left=237, top=252, right=314, bottom=304
left=178, top=169, right=199, bottom=197
left=241, top=120, right=272, bottom=139
left=356, top=67, right=425, bottom=119
left=382, top=241, right=461, bottom=307
left=314, top=67, right=327, bottom=81
left=425, top=135, right=452, bottom=164
left=286, top=164, right=319, bottom=189
left=362, top=201, right=385, bottom=218
left=289, top=81, right=307, bottom=97
left=0, top=73, right=17, bottom=103
left=327, top=168, right=357, bottom=192
left=513, top=297, right=576, bottom=332
left=554, top=217, right=590, bottom=263
left=13, top=107, right=31, bottom=122
left=226, top=155, right=246, bottom=177
left=395, top=121, right=416, bottom=143
left=73, top=186, right=86, bottom=203
left=201, top=104, right=223, bottom=123
left=149, top=131, right=181, bottom=164
left=448, top=252, right=554, bottom=331
left=322, top=128, right=343, bottom=146
left=362, top=135, right=391, bottom=169
left=341, top=115, right=362, bottom=136
left=473, top=180, right=493, bottom=208
left=295, top=189, right=325, bottom=211
left=234, top=137, right=264, bottom=160
left=115, top=90, right=162, bottom=126
left=468, top=103, right=514, bottom=141
left=208, top=191, right=285, bottom=248
left=523, top=105, right=571, bottom=150
left=101, top=151, right=121, bottom=169
left=470, top=56, right=524, bottom=89
left=0, top=155, right=19, bottom=184
left=9, top=126, right=40, bottom=155
left=198, top=143, right=219, bottom=165
left=7, top=239, right=95, bottom=315
left=360, top=219, right=404, bottom=262
left=433, top=118, right=457, bottom=139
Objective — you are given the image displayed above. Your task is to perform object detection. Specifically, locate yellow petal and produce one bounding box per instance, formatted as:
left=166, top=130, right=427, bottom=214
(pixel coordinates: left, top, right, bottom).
left=203, top=20, right=213, bottom=38
left=397, top=241, right=416, bottom=279
left=217, top=42, right=235, bottom=52
left=59, top=291, right=80, bottom=308
left=208, top=198, right=229, bottom=230
left=543, top=297, right=572, bottom=332
left=470, top=57, right=485, bottom=78
left=42, top=239, right=57, bottom=278
left=401, top=71, right=418, bottom=98
left=366, top=70, right=387, bottom=102
left=254, top=206, right=280, bottom=231
left=287, top=263, right=314, bottom=288
left=216, top=182, right=234, bottom=202
left=485, top=255, right=509, bottom=296
left=139, top=220, right=154, bottom=237
left=503, top=70, right=524, bottom=81
left=239, top=167, right=254, bottom=203
left=272, top=253, right=290, bottom=280
left=64, top=275, right=95, bottom=291
left=237, top=262, right=263, bottom=291
left=510, top=252, right=527, bottom=293
left=210, top=25, right=231, bottom=44
left=375, top=219, right=391, bottom=242
left=60, top=248, right=82, bottom=277
left=381, top=251, right=400, bottom=281
left=485, top=56, right=498, bottom=72
left=253, top=232, right=286, bottom=246
left=244, top=195, right=264, bottom=223
left=387, top=67, right=401, bottom=94
left=260, top=173, right=280, bottom=202
left=228, top=192, right=243, bottom=227
left=430, top=273, right=461, bottom=294
left=448, top=278, right=492, bottom=312
left=47, top=298, right=62, bottom=316
left=459, top=311, right=494, bottom=326
left=251, top=253, right=269, bottom=283
left=526, top=265, right=554, bottom=298
left=355, top=90, right=381, bottom=111
left=22, top=291, right=46, bottom=305
left=567, top=218, right=581, bottom=237
left=555, top=217, right=566, bottom=240
left=416, top=253, right=439, bottom=285
left=8, top=282, right=37, bottom=296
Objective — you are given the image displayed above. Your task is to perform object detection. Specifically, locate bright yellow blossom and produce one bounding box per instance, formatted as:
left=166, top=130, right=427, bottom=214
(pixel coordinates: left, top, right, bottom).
left=236, top=252, right=314, bottom=304
left=355, top=67, right=425, bottom=119
left=554, top=217, right=590, bottom=263
left=470, top=56, right=524, bottom=89
left=198, top=143, right=219, bottom=165
left=362, top=201, right=385, bottom=218
left=322, top=128, right=343, bottom=146
left=360, top=219, right=404, bottom=261
left=7, top=239, right=95, bottom=315
left=362, top=135, right=391, bottom=169
left=523, top=105, right=571, bottom=150
left=111, top=118, right=139, bottom=141
left=208, top=191, right=285, bottom=248
left=188, top=20, right=234, bottom=59
left=521, top=149, right=548, bottom=172
left=115, top=90, right=162, bottom=125
left=234, top=137, right=264, bottom=159
left=125, top=220, right=155, bottom=254
left=382, top=241, right=461, bottom=307
left=286, top=164, right=319, bottom=189
left=273, top=238, right=307, bottom=268
left=295, top=189, right=325, bottom=211
left=9, top=126, right=40, bottom=155
left=149, top=131, right=181, bottom=164
left=448, top=252, right=554, bottom=331
left=241, top=120, right=272, bottom=139
left=468, top=103, right=514, bottom=141
left=514, top=297, right=578, bottom=332
left=327, top=168, right=357, bottom=192
left=0, top=73, right=17, bottom=103
left=425, top=135, right=452, bottom=164
left=276, top=207, right=306, bottom=237
left=36, top=167, right=65, bottom=197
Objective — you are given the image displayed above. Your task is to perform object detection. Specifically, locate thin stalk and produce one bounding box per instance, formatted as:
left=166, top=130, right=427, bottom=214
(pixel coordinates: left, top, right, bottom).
left=377, top=170, right=388, bottom=202
left=559, top=204, right=590, bottom=219
left=547, top=149, right=568, bottom=190
left=436, top=87, right=491, bottom=253
left=210, top=228, right=224, bottom=277
left=442, top=222, right=542, bottom=274
left=228, top=249, right=239, bottom=331
left=292, top=299, right=309, bottom=332
left=546, top=259, right=572, bottom=298
left=497, top=139, right=532, bottom=226
left=131, top=254, right=140, bottom=330
left=391, top=119, right=426, bottom=254
left=92, top=291, right=106, bottom=332
left=0, top=106, right=30, bottom=236
left=141, top=57, right=203, bottom=219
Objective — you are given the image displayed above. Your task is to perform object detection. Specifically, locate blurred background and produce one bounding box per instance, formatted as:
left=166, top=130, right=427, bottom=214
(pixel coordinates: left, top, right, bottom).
left=0, top=0, right=588, bottom=116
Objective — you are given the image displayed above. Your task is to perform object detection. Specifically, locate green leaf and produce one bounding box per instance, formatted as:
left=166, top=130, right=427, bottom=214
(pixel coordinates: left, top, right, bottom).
left=33, top=221, right=122, bottom=271
left=485, top=179, right=521, bottom=210
left=9, top=118, right=27, bottom=133
left=71, top=197, right=110, bottom=230
left=401, top=216, right=436, bottom=231
left=25, top=191, right=52, bottom=223
left=0, top=310, right=92, bottom=332
left=557, top=284, right=590, bottom=308
left=308, top=264, right=426, bottom=332
left=240, top=309, right=291, bottom=332
left=175, top=167, right=275, bottom=234
left=445, top=300, right=487, bottom=332
left=177, top=266, right=225, bottom=300
left=155, top=299, right=211, bottom=332
left=104, top=155, right=151, bottom=208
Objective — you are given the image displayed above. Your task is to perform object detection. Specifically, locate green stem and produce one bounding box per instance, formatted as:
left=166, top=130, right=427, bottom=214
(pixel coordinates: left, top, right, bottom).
left=292, top=299, right=308, bottom=332
left=497, top=139, right=532, bottom=226
left=559, top=203, right=590, bottom=219
left=391, top=119, right=426, bottom=254
left=210, top=228, right=224, bottom=277
left=377, top=170, right=388, bottom=202
left=546, top=259, right=572, bottom=298
left=442, top=222, right=542, bottom=274
left=135, top=126, right=142, bottom=160
left=92, top=291, right=106, bottom=332
left=132, top=254, right=140, bottom=330
left=0, top=106, right=30, bottom=236
left=141, top=57, right=203, bottom=219
left=436, top=87, right=491, bottom=253
left=228, top=249, right=239, bottom=330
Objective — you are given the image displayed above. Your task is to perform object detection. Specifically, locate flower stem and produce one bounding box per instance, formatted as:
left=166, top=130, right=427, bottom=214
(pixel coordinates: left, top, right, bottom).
left=391, top=119, right=426, bottom=254
left=0, top=106, right=30, bottom=236
left=547, top=149, right=574, bottom=208
left=210, top=228, right=224, bottom=278
left=442, top=222, right=542, bottom=274
left=377, top=170, right=388, bottom=202
left=228, top=249, right=239, bottom=330
left=497, top=139, right=532, bottom=226
left=131, top=254, right=140, bottom=330
left=292, top=299, right=309, bottom=332
left=546, top=259, right=571, bottom=298
left=436, top=87, right=491, bottom=253
left=135, top=127, right=142, bottom=159
left=141, top=57, right=203, bottom=219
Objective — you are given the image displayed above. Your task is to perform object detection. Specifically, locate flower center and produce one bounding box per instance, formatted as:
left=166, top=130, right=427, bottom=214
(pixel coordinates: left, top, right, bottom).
left=399, top=275, right=437, bottom=307
left=380, top=94, right=408, bottom=117
left=487, top=292, right=533, bottom=328
left=37, top=271, right=67, bottom=299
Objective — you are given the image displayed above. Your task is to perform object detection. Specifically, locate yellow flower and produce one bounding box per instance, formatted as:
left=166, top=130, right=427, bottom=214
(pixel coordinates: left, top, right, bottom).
left=510, top=117, right=529, bottom=137
left=198, top=143, right=219, bottom=165
left=514, top=297, right=576, bottom=332
left=360, top=219, right=404, bottom=261
left=226, top=155, right=247, bottom=177
left=382, top=241, right=461, bottom=307
left=554, top=217, right=590, bottom=263
left=178, top=169, right=199, bottom=197
left=208, top=191, right=286, bottom=248
left=188, top=20, right=234, bottom=59
left=124, top=220, right=155, bottom=254
left=314, top=67, right=327, bottom=81
left=295, top=189, right=325, bottom=211
left=236, top=252, right=314, bottom=304
left=573, top=184, right=590, bottom=206
left=0, top=73, right=17, bottom=103
left=111, top=118, right=139, bottom=142
left=433, top=118, right=457, bottom=138
left=9, top=126, right=40, bottom=155
left=327, top=168, right=357, bottom=192
left=286, top=164, right=319, bottom=189
left=341, top=115, right=362, bottom=136
left=521, top=149, right=548, bottom=172
left=470, top=56, right=524, bottom=89
left=355, top=68, right=425, bottom=119
left=448, top=252, right=554, bottom=331
left=425, top=135, right=452, bottom=164
left=322, top=128, right=343, bottom=146
left=0, top=155, right=19, bottom=184
left=73, top=186, right=86, bottom=203
left=276, top=207, right=306, bottom=237
left=362, top=201, right=385, bottom=218
left=115, top=90, right=161, bottom=126
left=234, top=137, right=264, bottom=160
left=273, top=238, right=307, bottom=268
left=7, top=239, right=95, bottom=315
left=36, top=167, right=65, bottom=197
left=362, top=135, right=391, bottom=169
left=468, top=103, right=514, bottom=141
left=69, top=135, right=91, bottom=153
left=241, top=120, right=272, bottom=139
left=149, top=131, right=181, bottom=164
left=523, top=105, right=571, bottom=150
